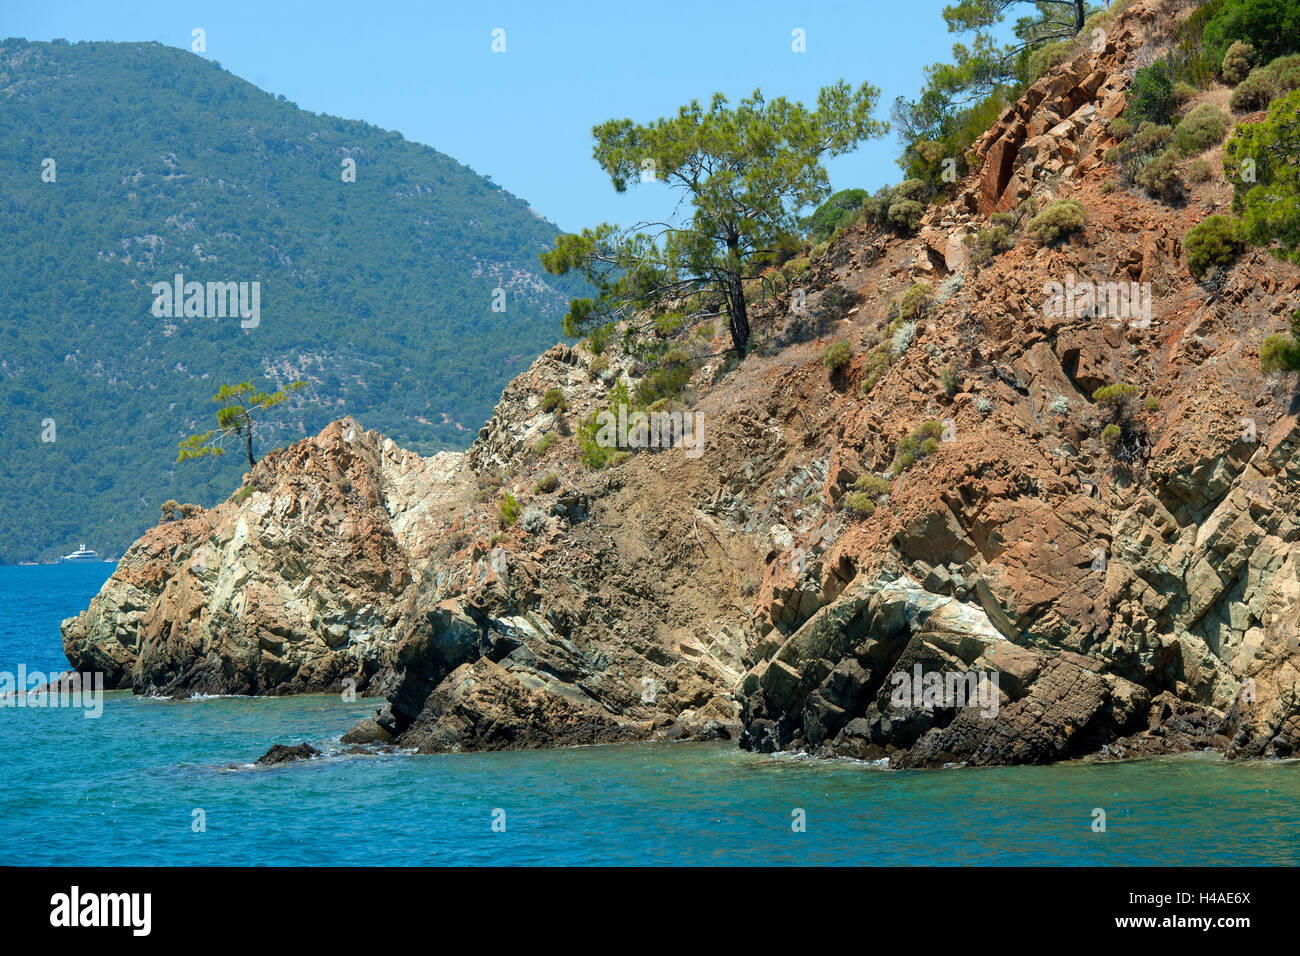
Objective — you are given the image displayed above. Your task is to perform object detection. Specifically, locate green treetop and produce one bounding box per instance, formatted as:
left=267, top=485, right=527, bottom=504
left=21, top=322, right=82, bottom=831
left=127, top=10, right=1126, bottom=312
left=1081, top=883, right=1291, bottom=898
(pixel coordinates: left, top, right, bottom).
left=178, top=380, right=305, bottom=468
left=541, top=82, right=886, bottom=358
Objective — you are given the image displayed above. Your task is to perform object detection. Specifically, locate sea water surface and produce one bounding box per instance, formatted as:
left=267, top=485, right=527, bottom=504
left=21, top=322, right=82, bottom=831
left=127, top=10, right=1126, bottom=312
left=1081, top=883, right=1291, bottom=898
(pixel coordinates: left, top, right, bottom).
left=2, top=563, right=1299, bottom=866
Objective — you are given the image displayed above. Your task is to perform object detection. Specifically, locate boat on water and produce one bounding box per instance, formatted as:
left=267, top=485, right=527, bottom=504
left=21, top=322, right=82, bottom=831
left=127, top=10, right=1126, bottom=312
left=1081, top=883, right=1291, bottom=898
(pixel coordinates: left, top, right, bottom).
left=59, top=544, right=102, bottom=563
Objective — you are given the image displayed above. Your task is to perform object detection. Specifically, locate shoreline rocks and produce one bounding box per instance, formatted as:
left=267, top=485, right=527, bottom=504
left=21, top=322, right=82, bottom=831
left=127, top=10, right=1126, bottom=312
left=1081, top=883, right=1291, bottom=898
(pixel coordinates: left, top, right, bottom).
left=59, top=0, right=1300, bottom=769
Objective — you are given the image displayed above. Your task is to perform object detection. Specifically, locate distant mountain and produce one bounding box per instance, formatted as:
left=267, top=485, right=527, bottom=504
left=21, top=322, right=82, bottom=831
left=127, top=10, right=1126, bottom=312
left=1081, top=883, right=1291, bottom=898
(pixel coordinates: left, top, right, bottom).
left=0, top=38, right=578, bottom=563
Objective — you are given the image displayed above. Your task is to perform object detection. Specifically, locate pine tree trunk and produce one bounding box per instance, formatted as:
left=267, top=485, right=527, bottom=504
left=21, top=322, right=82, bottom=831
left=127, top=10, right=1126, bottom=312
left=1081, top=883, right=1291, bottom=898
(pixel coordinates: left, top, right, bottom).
left=724, top=274, right=750, bottom=357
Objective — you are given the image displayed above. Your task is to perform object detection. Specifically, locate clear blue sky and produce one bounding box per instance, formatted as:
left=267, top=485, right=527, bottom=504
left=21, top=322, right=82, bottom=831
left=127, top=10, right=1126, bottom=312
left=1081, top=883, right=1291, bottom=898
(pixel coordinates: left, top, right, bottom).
left=4, top=0, right=972, bottom=232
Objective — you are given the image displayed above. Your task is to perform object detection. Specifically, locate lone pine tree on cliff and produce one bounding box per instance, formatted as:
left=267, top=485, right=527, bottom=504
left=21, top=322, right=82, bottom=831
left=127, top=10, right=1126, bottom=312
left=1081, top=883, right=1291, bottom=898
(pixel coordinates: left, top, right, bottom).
left=541, top=82, right=886, bottom=358
left=178, top=380, right=305, bottom=468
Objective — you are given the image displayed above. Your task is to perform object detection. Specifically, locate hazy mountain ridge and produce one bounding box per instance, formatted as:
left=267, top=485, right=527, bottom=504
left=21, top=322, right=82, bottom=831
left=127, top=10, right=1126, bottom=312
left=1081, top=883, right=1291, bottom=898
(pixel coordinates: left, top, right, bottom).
left=0, top=38, right=578, bottom=563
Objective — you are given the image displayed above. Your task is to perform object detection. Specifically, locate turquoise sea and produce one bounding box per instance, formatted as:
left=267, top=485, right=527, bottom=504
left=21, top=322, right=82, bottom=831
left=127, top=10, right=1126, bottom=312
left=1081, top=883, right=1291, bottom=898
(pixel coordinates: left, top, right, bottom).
left=2, top=563, right=1299, bottom=866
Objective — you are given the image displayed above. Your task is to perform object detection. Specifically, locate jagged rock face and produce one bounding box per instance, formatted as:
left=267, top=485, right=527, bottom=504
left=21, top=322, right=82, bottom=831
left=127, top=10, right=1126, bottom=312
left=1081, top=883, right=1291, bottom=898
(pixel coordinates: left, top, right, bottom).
left=740, top=570, right=1164, bottom=766
left=732, top=0, right=1300, bottom=767
left=62, top=398, right=757, bottom=745
left=61, top=419, right=456, bottom=695
left=60, top=0, right=1300, bottom=764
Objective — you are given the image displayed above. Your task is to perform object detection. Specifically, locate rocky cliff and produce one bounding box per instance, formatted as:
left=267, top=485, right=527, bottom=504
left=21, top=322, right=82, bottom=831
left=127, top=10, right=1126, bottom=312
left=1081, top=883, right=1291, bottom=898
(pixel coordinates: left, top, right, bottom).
left=63, top=0, right=1300, bottom=765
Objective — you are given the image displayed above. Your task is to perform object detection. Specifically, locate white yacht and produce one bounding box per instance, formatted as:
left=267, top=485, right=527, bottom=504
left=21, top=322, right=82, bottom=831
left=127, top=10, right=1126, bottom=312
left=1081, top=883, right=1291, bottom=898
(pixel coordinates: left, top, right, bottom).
left=59, top=544, right=102, bottom=563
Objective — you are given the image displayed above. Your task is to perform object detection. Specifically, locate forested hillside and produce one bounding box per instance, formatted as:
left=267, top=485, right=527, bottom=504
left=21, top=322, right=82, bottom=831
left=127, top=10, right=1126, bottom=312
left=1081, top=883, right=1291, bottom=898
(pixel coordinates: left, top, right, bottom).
left=0, top=38, right=579, bottom=562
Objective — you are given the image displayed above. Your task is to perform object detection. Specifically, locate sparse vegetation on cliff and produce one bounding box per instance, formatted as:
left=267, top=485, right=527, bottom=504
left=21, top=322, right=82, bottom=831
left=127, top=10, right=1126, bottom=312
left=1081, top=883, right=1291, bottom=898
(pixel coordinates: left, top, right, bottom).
left=1183, top=214, right=1245, bottom=278
left=823, top=342, right=852, bottom=375
left=1027, top=199, right=1086, bottom=244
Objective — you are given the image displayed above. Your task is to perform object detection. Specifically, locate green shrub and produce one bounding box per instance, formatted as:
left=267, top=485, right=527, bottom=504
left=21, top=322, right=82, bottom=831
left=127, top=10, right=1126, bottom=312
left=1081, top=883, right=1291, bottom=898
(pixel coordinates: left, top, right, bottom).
left=892, top=179, right=927, bottom=203
left=887, top=198, right=924, bottom=233
left=887, top=282, right=932, bottom=323
left=534, top=431, right=558, bottom=456
left=1172, top=81, right=1200, bottom=107
left=891, top=421, right=945, bottom=476
left=1166, top=0, right=1223, bottom=88
left=841, top=491, right=876, bottom=515
left=860, top=345, right=891, bottom=394
left=533, top=473, right=560, bottom=494
left=852, top=473, right=892, bottom=498
left=586, top=325, right=611, bottom=356
left=1173, top=103, right=1230, bottom=154
left=1093, top=383, right=1148, bottom=461
left=1128, top=122, right=1174, bottom=155
left=823, top=341, right=852, bottom=373
left=1266, top=53, right=1300, bottom=93
left=1225, top=89, right=1300, bottom=265
left=577, top=412, right=615, bottom=470
left=589, top=354, right=610, bottom=380
left=1230, top=68, right=1275, bottom=111
left=780, top=255, right=811, bottom=281
left=541, top=388, right=567, bottom=413
left=964, top=212, right=1015, bottom=266
left=498, top=490, right=520, bottom=528
left=632, top=347, right=693, bottom=406
left=1261, top=334, right=1300, bottom=372
left=1202, top=0, right=1300, bottom=72
left=1027, top=199, right=1086, bottom=244
left=1127, top=61, right=1177, bottom=126
left=1143, top=397, right=1161, bottom=412
left=1103, top=146, right=1120, bottom=163
left=1183, top=214, right=1245, bottom=277
left=842, top=472, right=891, bottom=516
left=1222, top=40, right=1256, bottom=84
left=1026, top=39, right=1074, bottom=85
left=804, top=188, right=871, bottom=243
left=1093, top=383, right=1140, bottom=420
left=1188, top=158, right=1215, bottom=182
left=1108, top=117, right=1134, bottom=141
left=1259, top=307, right=1300, bottom=373
left=1135, top=150, right=1184, bottom=202
left=941, top=360, right=962, bottom=396
left=1118, top=123, right=1174, bottom=182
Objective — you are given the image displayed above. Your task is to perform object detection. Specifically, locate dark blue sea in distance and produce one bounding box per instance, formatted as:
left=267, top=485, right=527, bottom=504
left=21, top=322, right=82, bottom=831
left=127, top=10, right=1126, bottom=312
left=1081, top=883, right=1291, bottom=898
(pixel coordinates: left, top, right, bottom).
left=2, top=563, right=1299, bottom=866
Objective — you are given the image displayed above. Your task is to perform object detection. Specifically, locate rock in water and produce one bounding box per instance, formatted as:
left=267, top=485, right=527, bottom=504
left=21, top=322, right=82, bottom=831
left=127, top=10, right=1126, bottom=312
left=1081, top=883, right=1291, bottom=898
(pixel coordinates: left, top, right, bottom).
left=256, top=743, right=321, bottom=766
